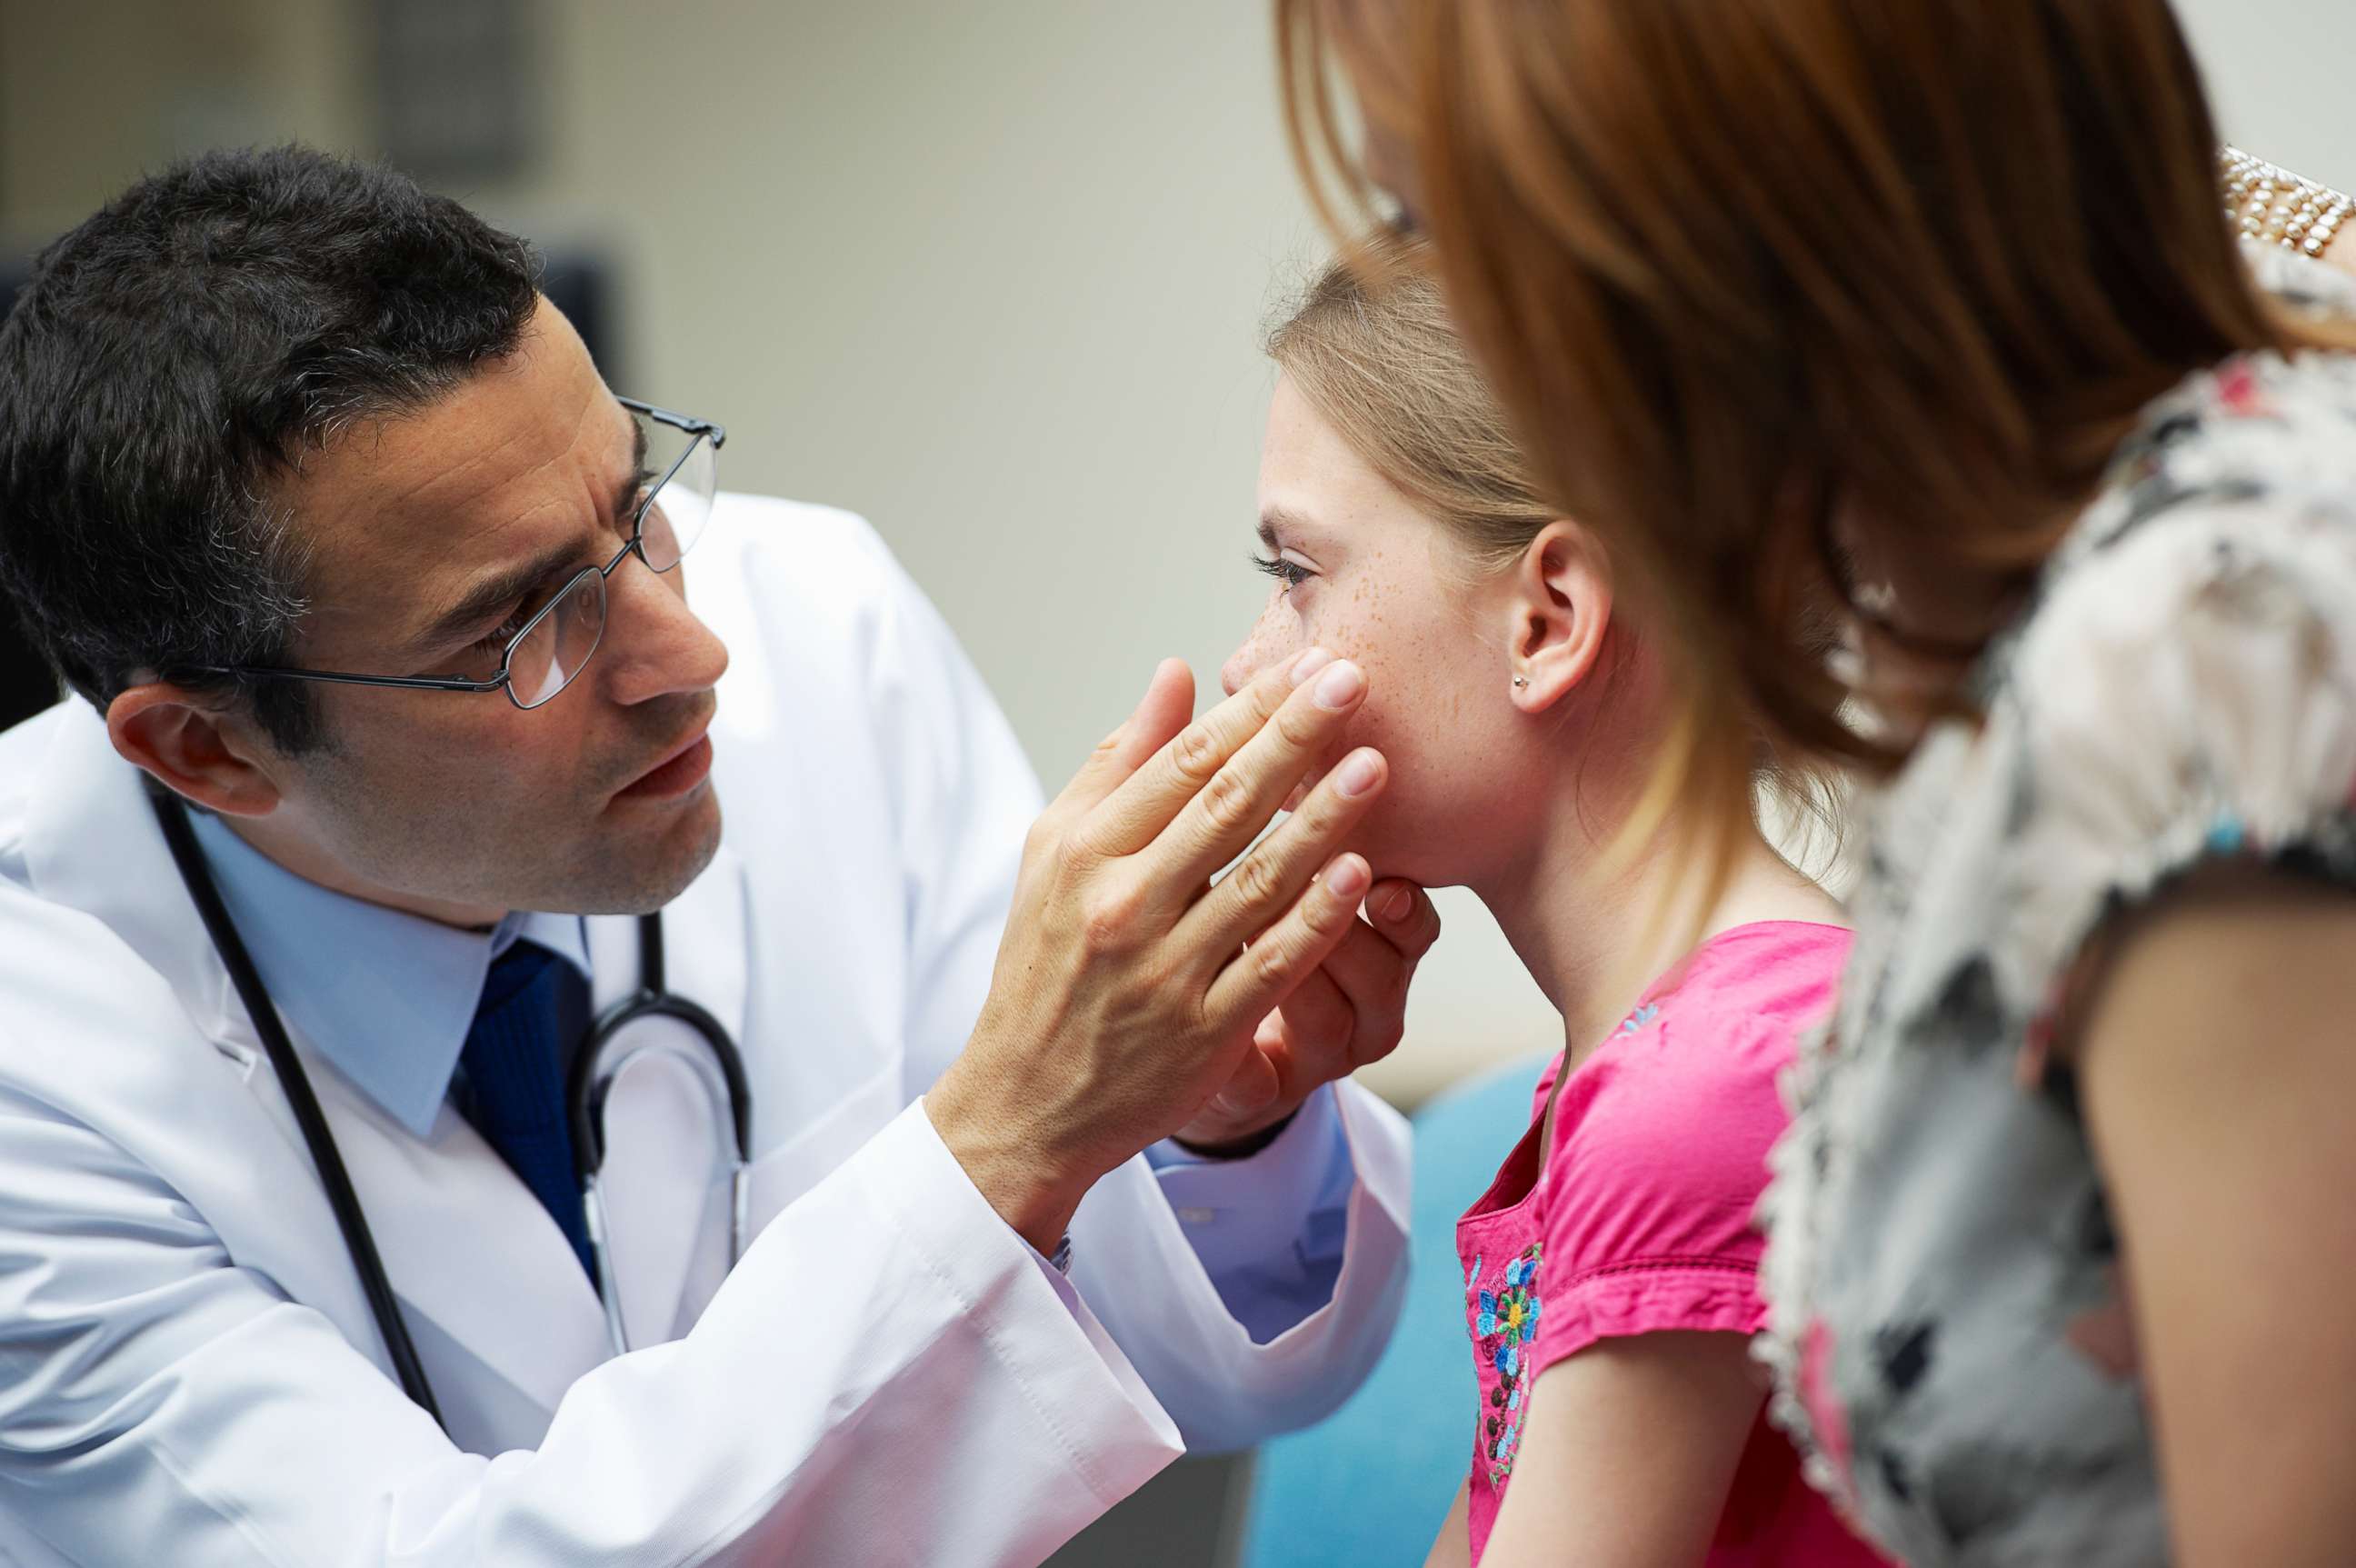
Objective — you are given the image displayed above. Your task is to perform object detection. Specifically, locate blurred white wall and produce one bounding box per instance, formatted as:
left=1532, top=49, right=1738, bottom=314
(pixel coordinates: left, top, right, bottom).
left=2179, top=0, right=2356, bottom=180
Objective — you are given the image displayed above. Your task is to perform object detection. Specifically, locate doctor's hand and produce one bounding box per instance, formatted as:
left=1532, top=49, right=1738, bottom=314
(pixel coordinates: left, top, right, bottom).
left=1170, top=878, right=1442, bottom=1155
left=927, top=650, right=1387, bottom=1255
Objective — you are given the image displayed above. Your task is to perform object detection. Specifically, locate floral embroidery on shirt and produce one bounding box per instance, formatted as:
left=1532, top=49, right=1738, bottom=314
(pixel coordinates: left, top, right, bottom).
left=1468, top=1243, right=1546, bottom=1485
left=1620, top=1002, right=1662, bottom=1035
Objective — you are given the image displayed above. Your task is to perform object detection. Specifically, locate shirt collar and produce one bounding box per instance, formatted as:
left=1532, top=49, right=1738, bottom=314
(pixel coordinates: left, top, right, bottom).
left=186, top=810, right=591, bottom=1137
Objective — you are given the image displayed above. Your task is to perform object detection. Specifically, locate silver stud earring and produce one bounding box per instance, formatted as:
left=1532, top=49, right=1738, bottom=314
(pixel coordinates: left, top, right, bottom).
left=1512, top=674, right=1529, bottom=689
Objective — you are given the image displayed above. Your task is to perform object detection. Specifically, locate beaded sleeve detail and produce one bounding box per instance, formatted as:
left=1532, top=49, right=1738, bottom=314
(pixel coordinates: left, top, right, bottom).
left=2223, top=145, right=2351, bottom=260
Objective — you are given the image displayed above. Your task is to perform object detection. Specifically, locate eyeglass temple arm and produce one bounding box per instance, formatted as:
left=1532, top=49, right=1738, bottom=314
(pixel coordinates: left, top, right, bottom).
left=615, top=394, right=725, bottom=448
left=197, top=664, right=508, bottom=694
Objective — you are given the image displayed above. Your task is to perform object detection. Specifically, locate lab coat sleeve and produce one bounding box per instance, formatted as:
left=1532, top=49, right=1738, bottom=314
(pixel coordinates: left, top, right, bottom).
left=0, top=1073, right=1180, bottom=1567
left=849, top=524, right=1413, bottom=1454
left=1067, top=1082, right=1412, bottom=1453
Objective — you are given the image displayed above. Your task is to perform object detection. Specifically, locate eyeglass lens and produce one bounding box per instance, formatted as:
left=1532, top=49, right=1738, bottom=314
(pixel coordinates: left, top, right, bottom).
left=637, top=432, right=716, bottom=573
left=509, top=568, right=607, bottom=709
left=504, top=414, right=718, bottom=709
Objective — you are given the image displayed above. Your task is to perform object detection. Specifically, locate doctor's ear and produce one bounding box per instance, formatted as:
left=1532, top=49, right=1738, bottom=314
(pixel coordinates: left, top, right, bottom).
left=106, top=682, right=286, bottom=817
left=1501, top=521, right=1614, bottom=714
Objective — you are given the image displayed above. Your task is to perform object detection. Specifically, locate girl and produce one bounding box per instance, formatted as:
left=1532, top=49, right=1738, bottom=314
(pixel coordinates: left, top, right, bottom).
left=1228, top=247, right=1886, bottom=1565
left=1279, top=1, right=2356, bottom=1563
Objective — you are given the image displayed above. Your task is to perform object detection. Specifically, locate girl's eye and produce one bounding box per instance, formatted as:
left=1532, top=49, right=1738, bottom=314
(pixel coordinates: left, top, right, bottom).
left=1252, top=554, right=1313, bottom=595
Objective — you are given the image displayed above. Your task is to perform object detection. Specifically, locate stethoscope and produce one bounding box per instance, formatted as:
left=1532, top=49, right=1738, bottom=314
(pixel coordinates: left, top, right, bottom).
left=146, top=784, right=754, bottom=1433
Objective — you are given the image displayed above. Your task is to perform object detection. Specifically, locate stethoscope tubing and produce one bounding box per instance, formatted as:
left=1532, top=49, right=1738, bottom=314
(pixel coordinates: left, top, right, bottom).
left=569, top=944, right=755, bottom=1357
left=148, top=784, right=754, bottom=1432
left=148, top=784, right=445, bottom=1425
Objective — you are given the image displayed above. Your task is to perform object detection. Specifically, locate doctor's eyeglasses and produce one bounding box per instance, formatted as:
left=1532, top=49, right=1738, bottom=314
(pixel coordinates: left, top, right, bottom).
left=202, top=397, right=725, bottom=711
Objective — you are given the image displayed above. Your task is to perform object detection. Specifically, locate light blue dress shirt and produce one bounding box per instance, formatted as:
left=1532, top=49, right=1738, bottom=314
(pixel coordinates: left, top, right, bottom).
left=187, top=811, right=589, bottom=1139
left=187, top=811, right=1353, bottom=1337
left=1144, top=1094, right=1354, bottom=1343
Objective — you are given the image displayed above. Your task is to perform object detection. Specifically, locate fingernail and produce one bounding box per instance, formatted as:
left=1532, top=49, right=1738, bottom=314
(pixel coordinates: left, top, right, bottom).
left=1379, top=883, right=1414, bottom=921
left=1313, top=659, right=1365, bottom=710
left=1290, top=646, right=1335, bottom=685
left=1326, top=856, right=1371, bottom=900
left=1333, top=749, right=1382, bottom=798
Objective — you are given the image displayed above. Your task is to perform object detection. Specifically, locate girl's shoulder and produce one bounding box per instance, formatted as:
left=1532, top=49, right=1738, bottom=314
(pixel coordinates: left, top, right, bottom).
left=1536, top=921, right=1852, bottom=1223
left=1533, top=920, right=1853, bottom=1112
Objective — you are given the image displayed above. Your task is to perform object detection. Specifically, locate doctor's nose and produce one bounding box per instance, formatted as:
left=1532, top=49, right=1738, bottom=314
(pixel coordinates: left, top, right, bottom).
left=600, top=557, right=730, bottom=705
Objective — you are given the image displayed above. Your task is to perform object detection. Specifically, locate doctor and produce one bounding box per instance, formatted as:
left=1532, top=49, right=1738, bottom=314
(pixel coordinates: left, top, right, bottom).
left=0, top=148, right=1423, bottom=1566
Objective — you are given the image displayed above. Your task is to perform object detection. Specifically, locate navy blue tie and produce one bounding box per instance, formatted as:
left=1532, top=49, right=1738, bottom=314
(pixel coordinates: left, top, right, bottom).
left=456, top=940, right=595, bottom=1279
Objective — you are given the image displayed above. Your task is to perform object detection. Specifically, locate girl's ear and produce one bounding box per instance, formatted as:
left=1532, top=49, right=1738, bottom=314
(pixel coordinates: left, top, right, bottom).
left=1499, top=521, right=1613, bottom=713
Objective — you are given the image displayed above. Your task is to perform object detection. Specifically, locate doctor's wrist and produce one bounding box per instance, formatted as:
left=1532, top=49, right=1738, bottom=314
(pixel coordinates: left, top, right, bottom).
left=1171, top=1109, right=1298, bottom=1161
left=923, top=1075, right=1090, bottom=1256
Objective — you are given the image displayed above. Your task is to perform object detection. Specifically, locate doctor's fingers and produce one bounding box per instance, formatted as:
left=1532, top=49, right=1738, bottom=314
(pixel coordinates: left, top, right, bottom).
left=1124, top=694, right=1379, bottom=913
left=1199, top=849, right=1373, bottom=1040
left=1259, top=968, right=1357, bottom=1087
left=1040, top=658, right=1196, bottom=831
left=1176, top=747, right=1386, bottom=963
left=1199, top=1040, right=1285, bottom=1127
left=1073, top=650, right=1359, bottom=864
left=1365, top=880, right=1443, bottom=965
left=1310, top=887, right=1442, bottom=1071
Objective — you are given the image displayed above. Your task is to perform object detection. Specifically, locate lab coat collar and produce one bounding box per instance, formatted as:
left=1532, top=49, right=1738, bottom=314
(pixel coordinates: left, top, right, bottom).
left=23, top=701, right=757, bottom=1414
left=22, top=702, right=241, bottom=1038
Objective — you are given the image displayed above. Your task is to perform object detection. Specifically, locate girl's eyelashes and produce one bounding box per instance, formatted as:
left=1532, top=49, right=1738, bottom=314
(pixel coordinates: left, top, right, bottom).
left=1251, top=553, right=1313, bottom=594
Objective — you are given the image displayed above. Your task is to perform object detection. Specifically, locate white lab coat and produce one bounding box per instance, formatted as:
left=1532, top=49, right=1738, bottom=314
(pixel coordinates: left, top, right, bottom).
left=0, top=494, right=1412, bottom=1568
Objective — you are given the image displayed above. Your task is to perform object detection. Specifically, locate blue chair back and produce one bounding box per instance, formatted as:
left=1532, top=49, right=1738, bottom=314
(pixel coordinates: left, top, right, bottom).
left=1236, top=1052, right=1551, bottom=1568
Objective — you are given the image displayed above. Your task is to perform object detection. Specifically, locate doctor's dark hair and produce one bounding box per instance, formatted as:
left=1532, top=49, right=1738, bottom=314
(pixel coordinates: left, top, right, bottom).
left=0, top=144, right=541, bottom=752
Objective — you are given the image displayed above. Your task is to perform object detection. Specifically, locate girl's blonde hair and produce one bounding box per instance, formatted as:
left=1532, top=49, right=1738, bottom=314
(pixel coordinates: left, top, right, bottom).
left=1268, top=242, right=1839, bottom=844
left=1267, top=243, right=1555, bottom=573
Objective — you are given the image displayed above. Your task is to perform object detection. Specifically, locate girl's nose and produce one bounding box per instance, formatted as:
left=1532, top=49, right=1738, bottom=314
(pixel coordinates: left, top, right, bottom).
left=1219, top=649, right=1251, bottom=698
left=1222, top=621, right=1283, bottom=696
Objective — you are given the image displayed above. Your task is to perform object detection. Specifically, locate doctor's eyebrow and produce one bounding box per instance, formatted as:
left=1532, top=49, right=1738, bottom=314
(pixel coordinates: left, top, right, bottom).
left=411, top=416, right=654, bottom=654
left=611, top=413, right=651, bottom=525
left=414, top=537, right=594, bottom=653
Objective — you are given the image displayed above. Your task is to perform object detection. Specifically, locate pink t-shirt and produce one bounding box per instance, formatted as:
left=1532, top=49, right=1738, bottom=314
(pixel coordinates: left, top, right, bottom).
left=1453, top=922, right=1885, bottom=1565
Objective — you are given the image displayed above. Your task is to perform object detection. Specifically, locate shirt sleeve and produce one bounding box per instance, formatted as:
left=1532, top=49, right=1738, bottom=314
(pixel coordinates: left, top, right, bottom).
left=1066, top=1079, right=1410, bottom=1454
left=1141, top=1085, right=1354, bottom=1343
left=1529, top=1024, right=1789, bottom=1377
